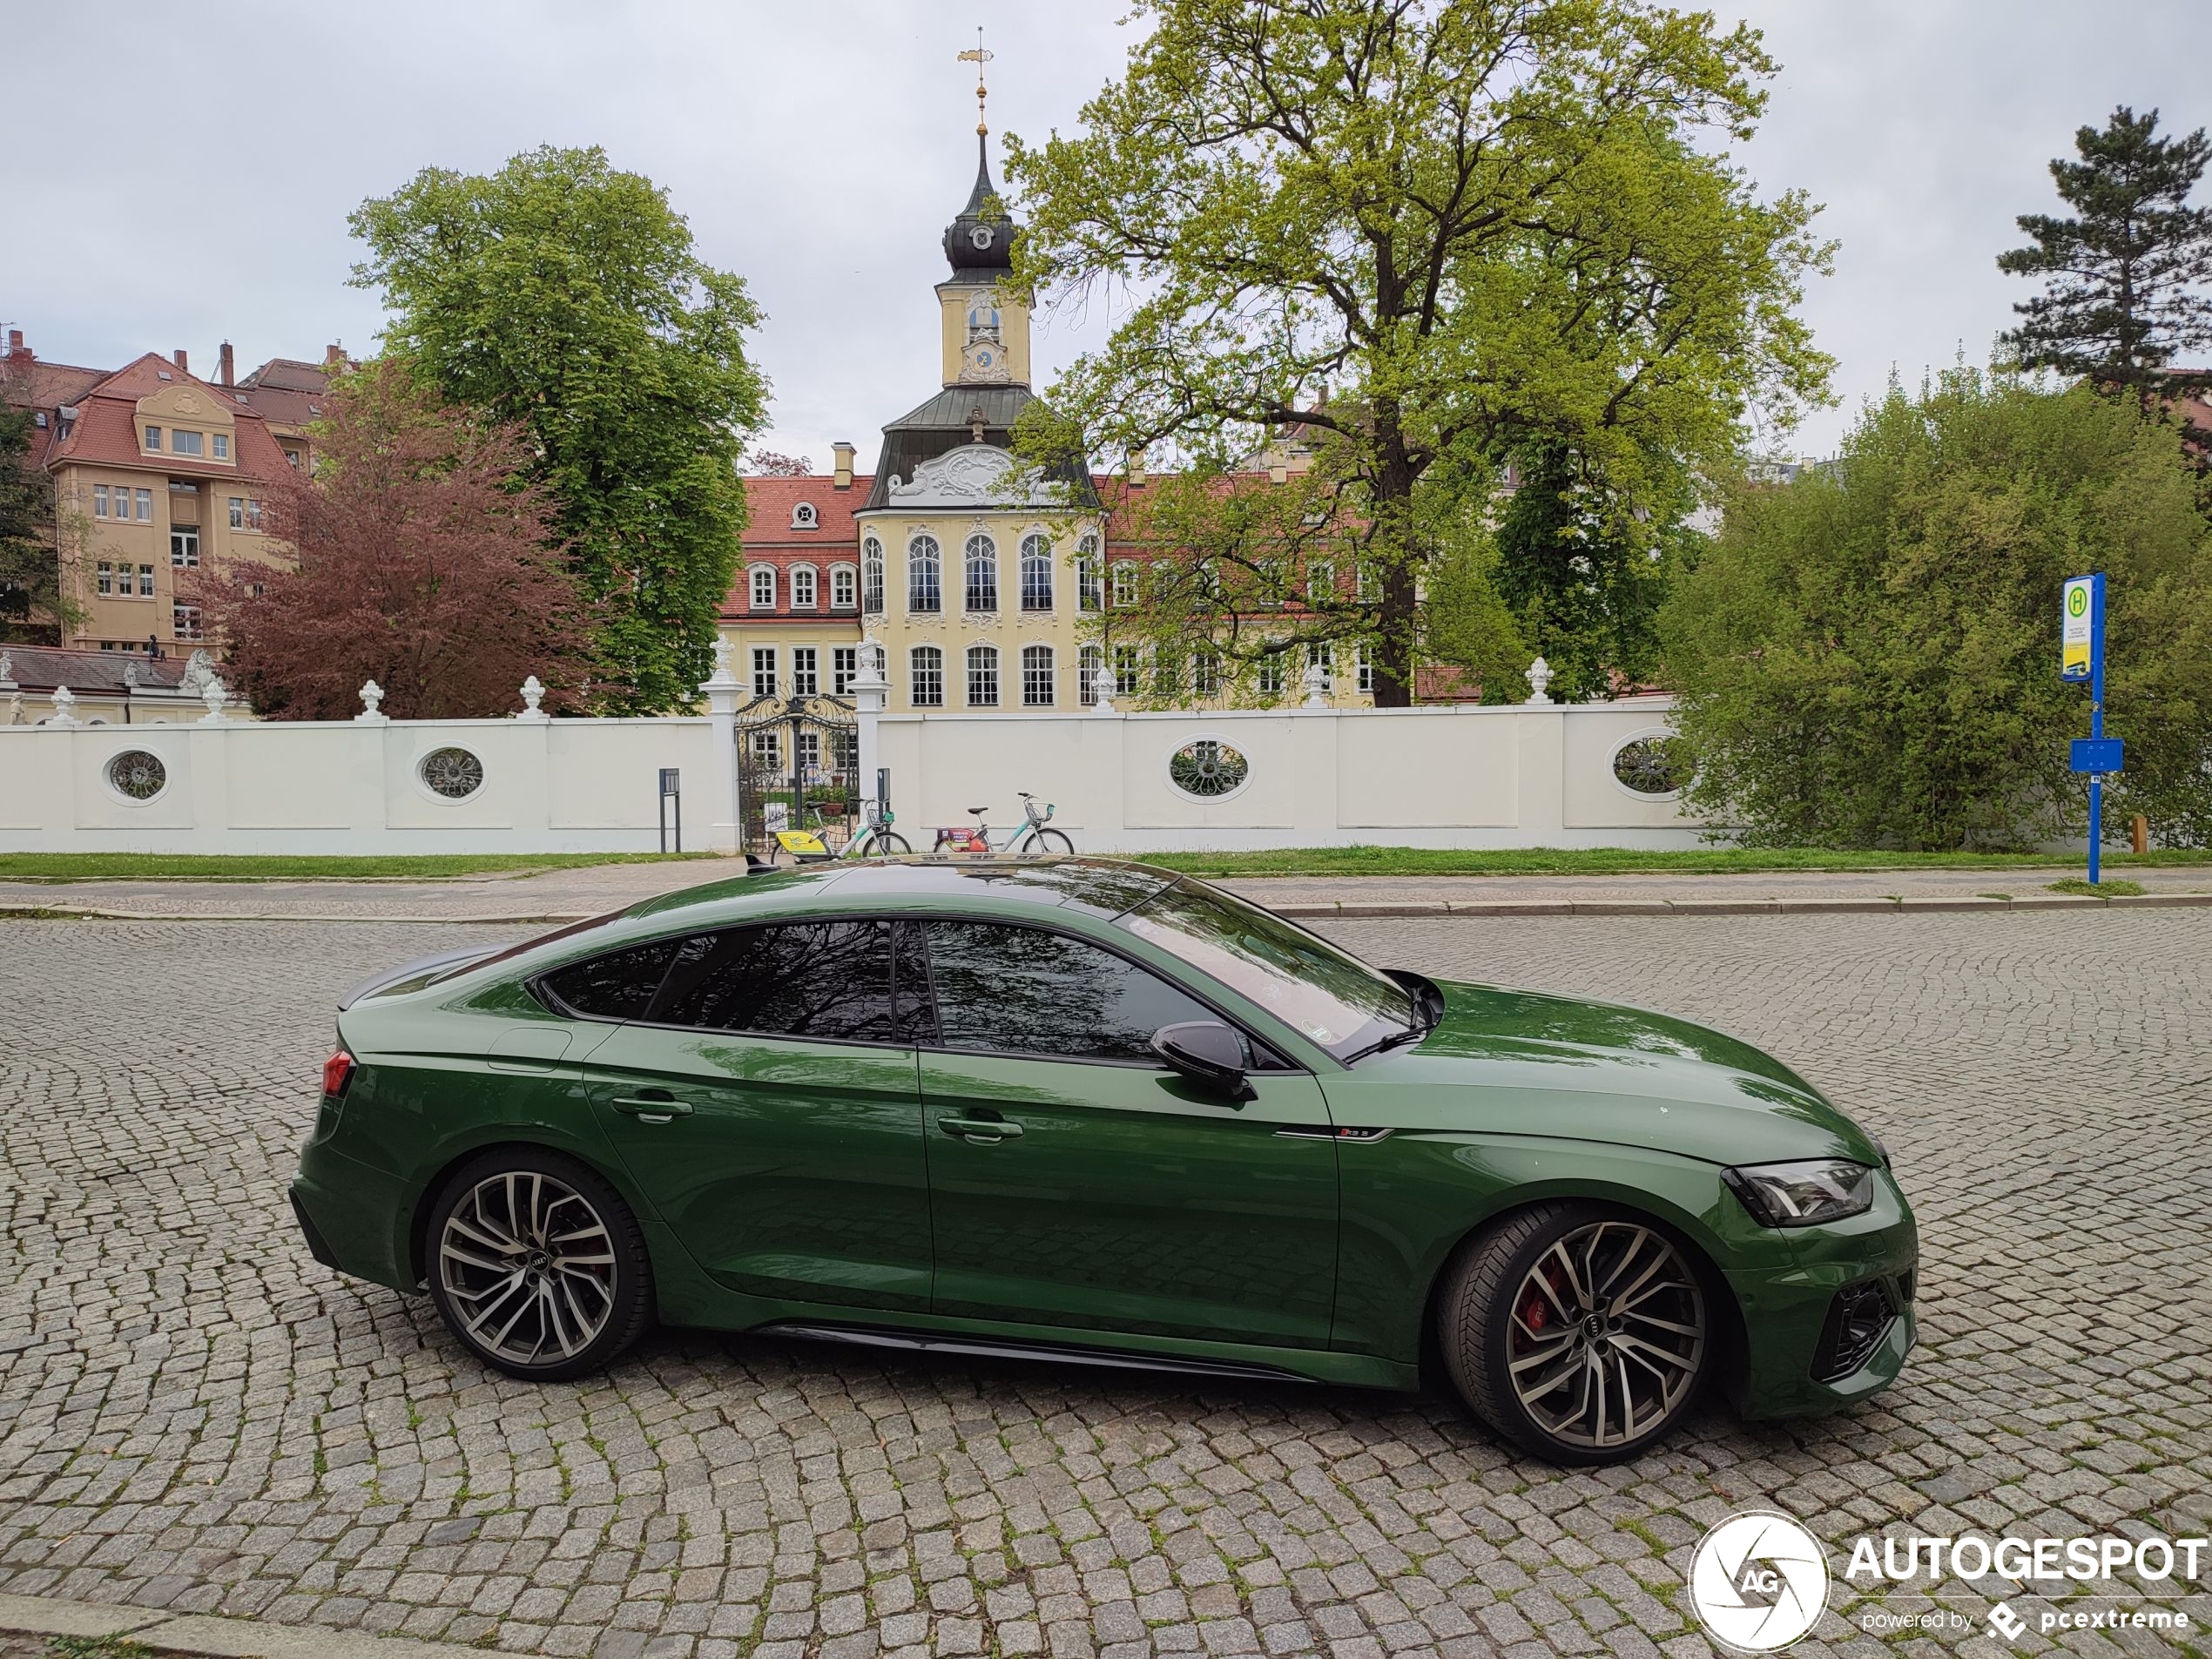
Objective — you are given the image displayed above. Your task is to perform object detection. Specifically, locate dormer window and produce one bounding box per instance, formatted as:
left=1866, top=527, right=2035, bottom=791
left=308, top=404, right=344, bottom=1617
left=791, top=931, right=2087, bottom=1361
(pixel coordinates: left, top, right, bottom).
left=791, top=566, right=818, bottom=610
left=212, top=434, right=230, bottom=460
left=145, top=425, right=161, bottom=450
left=791, top=502, right=819, bottom=530
left=750, top=566, right=777, bottom=610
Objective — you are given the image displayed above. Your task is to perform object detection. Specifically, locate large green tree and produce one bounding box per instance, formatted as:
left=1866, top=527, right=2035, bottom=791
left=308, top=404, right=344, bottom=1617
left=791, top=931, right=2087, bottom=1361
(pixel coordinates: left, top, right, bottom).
left=0, top=402, right=71, bottom=646
left=1999, top=106, right=2212, bottom=395
left=351, top=145, right=765, bottom=713
left=1492, top=440, right=1686, bottom=701
left=1004, top=0, right=1830, bottom=705
left=1662, top=371, right=2212, bottom=849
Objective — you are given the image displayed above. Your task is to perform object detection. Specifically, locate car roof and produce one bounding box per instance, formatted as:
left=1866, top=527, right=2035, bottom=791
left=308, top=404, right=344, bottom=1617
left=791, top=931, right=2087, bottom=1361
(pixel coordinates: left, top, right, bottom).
left=621, top=855, right=1181, bottom=928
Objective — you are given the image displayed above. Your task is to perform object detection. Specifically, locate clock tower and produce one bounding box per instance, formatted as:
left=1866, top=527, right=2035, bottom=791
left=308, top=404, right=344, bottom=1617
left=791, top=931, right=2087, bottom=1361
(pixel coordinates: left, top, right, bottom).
left=937, top=135, right=1031, bottom=389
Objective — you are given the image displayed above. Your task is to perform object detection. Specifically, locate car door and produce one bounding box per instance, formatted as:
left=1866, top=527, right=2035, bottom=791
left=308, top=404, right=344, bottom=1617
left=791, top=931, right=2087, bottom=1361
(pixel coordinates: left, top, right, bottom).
left=568, top=918, right=934, bottom=1313
left=915, top=919, right=1340, bottom=1350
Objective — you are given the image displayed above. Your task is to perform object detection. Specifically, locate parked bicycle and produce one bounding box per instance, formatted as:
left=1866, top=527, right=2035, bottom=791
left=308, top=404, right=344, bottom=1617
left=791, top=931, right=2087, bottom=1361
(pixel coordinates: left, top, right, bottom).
left=932, top=792, right=1075, bottom=855
left=761, top=799, right=911, bottom=865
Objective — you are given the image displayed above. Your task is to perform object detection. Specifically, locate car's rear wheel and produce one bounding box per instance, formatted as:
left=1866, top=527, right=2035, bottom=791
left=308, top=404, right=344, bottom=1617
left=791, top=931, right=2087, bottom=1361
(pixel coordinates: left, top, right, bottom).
left=1439, top=1203, right=1710, bottom=1464
left=425, top=1148, right=653, bottom=1380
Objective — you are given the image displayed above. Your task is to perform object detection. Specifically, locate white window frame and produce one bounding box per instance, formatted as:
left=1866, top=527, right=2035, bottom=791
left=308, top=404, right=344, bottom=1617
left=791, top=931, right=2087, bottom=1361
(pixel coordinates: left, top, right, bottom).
left=791, top=645, right=819, bottom=695
left=862, top=537, right=885, bottom=614
left=790, top=564, right=818, bottom=610
left=1019, top=533, right=1053, bottom=611
left=212, top=433, right=230, bottom=460
left=751, top=646, right=778, bottom=698
left=964, top=534, right=998, bottom=613
left=1113, top=644, right=1142, bottom=697
left=1079, top=644, right=1103, bottom=706
left=910, top=644, right=944, bottom=707
left=790, top=502, right=819, bottom=529
left=831, top=564, right=858, bottom=610
left=1109, top=561, right=1139, bottom=608
left=832, top=645, right=858, bottom=694
left=966, top=643, right=1001, bottom=707
left=94, top=484, right=109, bottom=518
left=1076, top=535, right=1103, bottom=612
left=1021, top=644, right=1055, bottom=707
left=908, top=536, right=941, bottom=614
left=750, top=565, right=777, bottom=612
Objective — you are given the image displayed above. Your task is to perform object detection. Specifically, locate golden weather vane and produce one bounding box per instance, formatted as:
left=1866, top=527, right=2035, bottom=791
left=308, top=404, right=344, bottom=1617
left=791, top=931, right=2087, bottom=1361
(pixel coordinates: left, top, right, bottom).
left=957, top=28, right=993, bottom=137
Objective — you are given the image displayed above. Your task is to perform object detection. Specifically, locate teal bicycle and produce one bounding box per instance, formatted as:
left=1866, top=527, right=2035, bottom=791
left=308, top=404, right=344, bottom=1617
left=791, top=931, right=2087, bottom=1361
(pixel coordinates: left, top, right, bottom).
left=931, top=792, right=1074, bottom=855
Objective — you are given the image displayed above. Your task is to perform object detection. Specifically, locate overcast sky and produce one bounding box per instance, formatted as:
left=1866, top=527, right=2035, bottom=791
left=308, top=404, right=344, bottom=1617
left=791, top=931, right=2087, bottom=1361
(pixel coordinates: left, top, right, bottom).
left=6, top=2, right=2207, bottom=468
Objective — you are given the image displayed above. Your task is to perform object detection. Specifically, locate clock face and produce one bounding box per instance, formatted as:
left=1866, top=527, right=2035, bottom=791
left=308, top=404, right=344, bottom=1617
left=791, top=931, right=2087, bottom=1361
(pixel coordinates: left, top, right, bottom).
left=969, top=225, right=994, bottom=250
left=974, top=350, right=994, bottom=368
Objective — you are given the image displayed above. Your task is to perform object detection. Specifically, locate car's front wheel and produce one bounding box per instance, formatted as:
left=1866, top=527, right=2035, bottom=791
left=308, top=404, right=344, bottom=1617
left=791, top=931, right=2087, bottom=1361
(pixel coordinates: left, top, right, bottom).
left=1439, top=1202, right=1710, bottom=1464
left=425, top=1148, right=654, bottom=1380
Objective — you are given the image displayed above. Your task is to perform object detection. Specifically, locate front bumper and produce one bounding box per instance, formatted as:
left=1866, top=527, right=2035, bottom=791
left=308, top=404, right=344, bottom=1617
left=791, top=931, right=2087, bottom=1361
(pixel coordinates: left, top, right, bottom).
left=1725, top=1169, right=1919, bottom=1418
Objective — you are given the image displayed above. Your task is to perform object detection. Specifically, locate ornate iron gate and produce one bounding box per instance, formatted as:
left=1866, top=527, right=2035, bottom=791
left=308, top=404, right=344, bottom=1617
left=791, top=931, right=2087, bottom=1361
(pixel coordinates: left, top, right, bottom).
left=734, top=692, right=860, bottom=855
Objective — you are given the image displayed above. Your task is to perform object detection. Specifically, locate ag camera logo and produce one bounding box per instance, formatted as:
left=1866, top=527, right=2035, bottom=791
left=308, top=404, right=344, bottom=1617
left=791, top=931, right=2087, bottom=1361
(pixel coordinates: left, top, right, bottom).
left=1689, top=1511, right=1831, bottom=1653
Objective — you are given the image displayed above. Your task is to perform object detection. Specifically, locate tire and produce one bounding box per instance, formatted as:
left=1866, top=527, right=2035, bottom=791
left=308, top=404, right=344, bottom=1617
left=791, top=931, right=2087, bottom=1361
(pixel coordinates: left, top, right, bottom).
left=1031, top=828, right=1075, bottom=854
left=1437, top=1201, right=1710, bottom=1465
left=874, top=831, right=913, bottom=855
left=424, top=1147, right=654, bottom=1381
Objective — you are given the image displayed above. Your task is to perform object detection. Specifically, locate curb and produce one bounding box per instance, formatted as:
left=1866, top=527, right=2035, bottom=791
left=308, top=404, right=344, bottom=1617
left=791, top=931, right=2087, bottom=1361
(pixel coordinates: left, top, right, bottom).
left=6, top=894, right=2209, bottom=927
left=1272, top=891, right=2212, bottom=921
left=0, top=1592, right=485, bottom=1659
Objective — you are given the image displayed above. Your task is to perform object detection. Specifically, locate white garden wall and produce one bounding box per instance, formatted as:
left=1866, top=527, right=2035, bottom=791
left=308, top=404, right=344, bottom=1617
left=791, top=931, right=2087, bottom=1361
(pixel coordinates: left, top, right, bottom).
left=877, top=698, right=1703, bottom=853
left=0, top=684, right=1704, bottom=856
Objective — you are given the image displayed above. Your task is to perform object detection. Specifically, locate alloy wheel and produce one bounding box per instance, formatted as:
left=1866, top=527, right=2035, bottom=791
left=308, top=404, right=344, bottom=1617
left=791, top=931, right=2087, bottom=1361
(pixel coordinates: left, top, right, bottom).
left=1504, top=1221, right=1706, bottom=1450
left=437, top=1170, right=619, bottom=1366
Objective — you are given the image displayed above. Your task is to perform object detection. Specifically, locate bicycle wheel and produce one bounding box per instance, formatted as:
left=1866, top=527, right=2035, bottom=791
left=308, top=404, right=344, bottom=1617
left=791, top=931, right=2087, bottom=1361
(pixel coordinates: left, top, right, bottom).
left=873, top=832, right=913, bottom=855
left=1031, top=829, right=1075, bottom=855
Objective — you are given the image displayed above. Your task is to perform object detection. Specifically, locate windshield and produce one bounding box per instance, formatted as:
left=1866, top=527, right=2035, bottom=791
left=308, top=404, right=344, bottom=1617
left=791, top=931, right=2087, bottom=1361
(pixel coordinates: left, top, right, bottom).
left=1117, top=879, right=1413, bottom=1058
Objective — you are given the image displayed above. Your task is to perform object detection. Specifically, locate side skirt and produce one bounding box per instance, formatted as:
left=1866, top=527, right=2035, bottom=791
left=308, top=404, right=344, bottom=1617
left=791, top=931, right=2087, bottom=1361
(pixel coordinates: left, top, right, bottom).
left=759, top=1321, right=1310, bottom=1384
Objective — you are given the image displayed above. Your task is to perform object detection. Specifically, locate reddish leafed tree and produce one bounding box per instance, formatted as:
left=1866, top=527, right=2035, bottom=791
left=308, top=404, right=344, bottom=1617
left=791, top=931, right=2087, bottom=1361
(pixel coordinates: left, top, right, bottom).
left=745, top=449, right=814, bottom=476
left=191, top=361, right=597, bottom=719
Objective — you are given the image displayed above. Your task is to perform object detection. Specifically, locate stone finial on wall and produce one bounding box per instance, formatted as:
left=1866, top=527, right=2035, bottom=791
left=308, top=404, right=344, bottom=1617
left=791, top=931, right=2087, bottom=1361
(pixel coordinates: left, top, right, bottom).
left=1091, top=664, right=1117, bottom=714
left=707, top=635, right=737, bottom=685
left=354, top=681, right=388, bottom=725
left=516, top=676, right=550, bottom=723
left=49, top=685, right=78, bottom=726
left=0, top=651, right=15, bottom=690
left=1301, top=658, right=1330, bottom=709
left=199, top=677, right=231, bottom=724
left=1524, top=657, right=1554, bottom=705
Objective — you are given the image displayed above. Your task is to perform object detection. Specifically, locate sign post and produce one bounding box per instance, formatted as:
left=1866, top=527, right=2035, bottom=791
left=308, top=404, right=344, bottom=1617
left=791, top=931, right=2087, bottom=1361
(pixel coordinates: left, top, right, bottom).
left=2060, top=575, right=2119, bottom=883
left=658, top=766, right=682, bottom=855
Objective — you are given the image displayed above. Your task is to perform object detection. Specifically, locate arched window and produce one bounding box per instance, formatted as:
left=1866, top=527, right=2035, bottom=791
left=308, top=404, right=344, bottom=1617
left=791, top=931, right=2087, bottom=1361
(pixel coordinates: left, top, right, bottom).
left=1076, top=534, right=1103, bottom=612
left=964, top=534, right=998, bottom=612
left=909, top=644, right=944, bottom=706
left=966, top=644, right=1000, bottom=706
left=1020, top=534, right=1052, bottom=611
left=1078, top=644, right=1103, bottom=706
left=862, top=536, right=885, bottom=613
left=1109, top=561, right=1139, bottom=608
left=831, top=564, right=857, bottom=610
left=790, top=565, right=818, bottom=610
left=750, top=566, right=776, bottom=611
left=1022, top=644, right=1055, bottom=706
left=907, top=535, right=941, bottom=613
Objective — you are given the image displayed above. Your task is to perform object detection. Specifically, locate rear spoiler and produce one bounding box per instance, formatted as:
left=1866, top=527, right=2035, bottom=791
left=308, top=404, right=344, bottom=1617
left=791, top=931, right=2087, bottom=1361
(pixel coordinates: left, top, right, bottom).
left=338, top=942, right=509, bottom=1010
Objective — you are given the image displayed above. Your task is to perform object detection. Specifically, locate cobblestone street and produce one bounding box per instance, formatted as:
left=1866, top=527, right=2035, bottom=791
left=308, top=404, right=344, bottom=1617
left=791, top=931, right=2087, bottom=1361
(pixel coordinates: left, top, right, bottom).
left=3, top=909, right=2208, bottom=1657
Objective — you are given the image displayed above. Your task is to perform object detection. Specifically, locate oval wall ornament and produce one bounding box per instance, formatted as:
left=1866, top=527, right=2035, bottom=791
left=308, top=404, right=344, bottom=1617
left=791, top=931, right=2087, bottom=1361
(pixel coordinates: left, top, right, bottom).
left=1168, top=738, right=1251, bottom=800
left=107, top=749, right=168, bottom=802
left=419, top=746, right=485, bottom=800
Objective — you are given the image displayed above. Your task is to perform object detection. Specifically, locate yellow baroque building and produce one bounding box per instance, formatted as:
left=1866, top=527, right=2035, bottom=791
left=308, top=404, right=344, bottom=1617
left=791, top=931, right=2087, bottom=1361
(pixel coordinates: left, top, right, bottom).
left=718, top=134, right=1376, bottom=716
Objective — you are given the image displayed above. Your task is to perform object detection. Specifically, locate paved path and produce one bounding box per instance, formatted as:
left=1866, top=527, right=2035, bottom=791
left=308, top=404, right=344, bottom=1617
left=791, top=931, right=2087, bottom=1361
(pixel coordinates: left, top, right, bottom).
left=3, top=860, right=2208, bottom=924
left=3, top=908, right=2208, bottom=1656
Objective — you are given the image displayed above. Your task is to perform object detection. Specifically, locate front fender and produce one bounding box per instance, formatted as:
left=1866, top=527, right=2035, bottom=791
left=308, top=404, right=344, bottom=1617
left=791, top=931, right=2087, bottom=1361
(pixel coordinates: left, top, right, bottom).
left=1331, top=1131, right=1791, bottom=1365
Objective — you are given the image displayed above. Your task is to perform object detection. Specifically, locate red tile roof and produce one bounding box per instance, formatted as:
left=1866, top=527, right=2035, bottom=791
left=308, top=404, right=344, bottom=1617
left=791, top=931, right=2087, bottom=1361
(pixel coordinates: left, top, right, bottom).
left=738, top=474, right=873, bottom=549
left=0, top=642, right=192, bottom=694
left=29, top=353, right=293, bottom=484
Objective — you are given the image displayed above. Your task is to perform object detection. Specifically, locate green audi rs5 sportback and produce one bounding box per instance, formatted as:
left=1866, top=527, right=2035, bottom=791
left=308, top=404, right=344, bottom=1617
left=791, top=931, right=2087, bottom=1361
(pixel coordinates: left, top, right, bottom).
left=290, top=858, right=1917, bottom=1465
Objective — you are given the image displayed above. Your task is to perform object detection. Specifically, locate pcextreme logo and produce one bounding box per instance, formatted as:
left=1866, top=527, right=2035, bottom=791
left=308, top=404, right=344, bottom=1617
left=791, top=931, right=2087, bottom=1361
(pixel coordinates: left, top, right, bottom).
left=1688, top=1512, right=1831, bottom=1653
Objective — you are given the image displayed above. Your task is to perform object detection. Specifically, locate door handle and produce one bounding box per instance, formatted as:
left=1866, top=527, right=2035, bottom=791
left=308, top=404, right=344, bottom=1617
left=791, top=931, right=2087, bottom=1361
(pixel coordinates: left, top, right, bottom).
left=939, top=1116, right=1022, bottom=1143
left=611, top=1094, right=694, bottom=1120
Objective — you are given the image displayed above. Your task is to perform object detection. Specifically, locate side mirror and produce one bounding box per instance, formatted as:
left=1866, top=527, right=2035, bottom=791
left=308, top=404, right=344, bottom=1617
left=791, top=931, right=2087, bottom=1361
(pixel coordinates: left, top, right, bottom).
left=1151, top=1021, right=1254, bottom=1103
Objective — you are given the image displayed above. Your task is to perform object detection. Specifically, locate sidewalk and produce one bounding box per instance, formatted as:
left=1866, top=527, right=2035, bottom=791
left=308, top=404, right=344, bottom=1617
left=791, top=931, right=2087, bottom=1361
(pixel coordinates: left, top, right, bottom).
left=3, top=858, right=2209, bottom=924
left=0, top=1590, right=484, bottom=1659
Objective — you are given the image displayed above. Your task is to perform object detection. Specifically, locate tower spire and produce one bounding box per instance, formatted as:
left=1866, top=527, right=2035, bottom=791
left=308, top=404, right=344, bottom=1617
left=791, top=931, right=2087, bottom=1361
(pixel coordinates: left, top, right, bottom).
left=957, top=29, right=992, bottom=139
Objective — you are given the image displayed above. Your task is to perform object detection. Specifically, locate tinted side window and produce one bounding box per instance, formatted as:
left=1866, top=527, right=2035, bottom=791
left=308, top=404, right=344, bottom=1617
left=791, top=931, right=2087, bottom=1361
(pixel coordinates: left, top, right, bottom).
left=539, top=938, right=680, bottom=1020
left=922, top=921, right=1211, bottom=1062
left=657, top=921, right=915, bottom=1043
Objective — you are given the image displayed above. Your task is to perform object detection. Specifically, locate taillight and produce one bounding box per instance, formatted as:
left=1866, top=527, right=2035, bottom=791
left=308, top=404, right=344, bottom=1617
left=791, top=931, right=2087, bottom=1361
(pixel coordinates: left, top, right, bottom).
left=321, top=1049, right=356, bottom=1099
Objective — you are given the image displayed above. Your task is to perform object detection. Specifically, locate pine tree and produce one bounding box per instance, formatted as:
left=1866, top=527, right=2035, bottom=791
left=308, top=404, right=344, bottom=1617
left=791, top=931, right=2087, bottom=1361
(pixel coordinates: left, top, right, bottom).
left=1998, top=106, right=2212, bottom=392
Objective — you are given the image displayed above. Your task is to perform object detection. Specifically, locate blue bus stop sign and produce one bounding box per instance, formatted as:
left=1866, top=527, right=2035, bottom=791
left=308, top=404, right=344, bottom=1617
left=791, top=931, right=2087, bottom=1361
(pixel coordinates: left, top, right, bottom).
left=2070, top=738, right=2123, bottom=774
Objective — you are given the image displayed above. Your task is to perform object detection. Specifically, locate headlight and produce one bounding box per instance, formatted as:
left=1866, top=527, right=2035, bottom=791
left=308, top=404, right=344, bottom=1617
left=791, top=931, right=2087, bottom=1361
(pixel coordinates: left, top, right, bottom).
left=1723, top=1159, right=1877, bottom=1228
